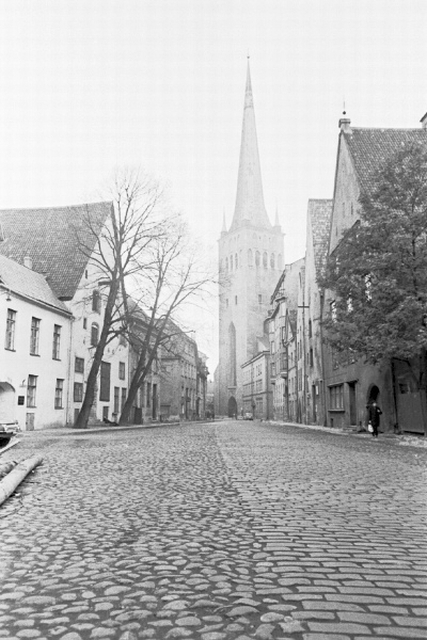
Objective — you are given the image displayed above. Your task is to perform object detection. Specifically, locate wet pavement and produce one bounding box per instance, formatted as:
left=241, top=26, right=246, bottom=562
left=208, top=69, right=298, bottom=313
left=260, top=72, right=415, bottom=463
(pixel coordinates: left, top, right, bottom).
left=0, top=420, right=426, bottom=640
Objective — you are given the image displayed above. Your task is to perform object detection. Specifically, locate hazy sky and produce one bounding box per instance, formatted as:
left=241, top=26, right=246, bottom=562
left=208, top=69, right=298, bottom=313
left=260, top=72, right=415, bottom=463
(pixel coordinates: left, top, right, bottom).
left=1, top=0, right=426, bottom=367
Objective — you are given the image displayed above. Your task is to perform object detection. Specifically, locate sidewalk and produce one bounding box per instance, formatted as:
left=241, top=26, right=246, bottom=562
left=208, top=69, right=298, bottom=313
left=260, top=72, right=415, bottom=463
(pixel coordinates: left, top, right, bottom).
left=267, top=418, right=427, bottom=448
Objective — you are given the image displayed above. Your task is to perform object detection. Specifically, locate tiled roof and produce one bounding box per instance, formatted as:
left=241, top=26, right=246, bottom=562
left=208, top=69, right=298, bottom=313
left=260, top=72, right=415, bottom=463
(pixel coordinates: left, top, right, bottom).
left=344, top=128, right=427, bottom=195
left=307, top=199, right=332, bottom=279
left=0, top=202, right=111, bottom=300
left=0, top=254, right=70, bottom=314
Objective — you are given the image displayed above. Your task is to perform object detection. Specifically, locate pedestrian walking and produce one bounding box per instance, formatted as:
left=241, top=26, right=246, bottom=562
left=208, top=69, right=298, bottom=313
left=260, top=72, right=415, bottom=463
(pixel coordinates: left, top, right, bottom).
left=367, top=401, right=382, bottom=438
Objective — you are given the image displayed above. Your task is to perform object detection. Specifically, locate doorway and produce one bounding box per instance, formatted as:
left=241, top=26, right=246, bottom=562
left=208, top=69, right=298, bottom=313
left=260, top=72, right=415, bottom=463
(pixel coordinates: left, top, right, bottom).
left=348, top=381, right=357, bottom=425
left=0, top=382, right=15, bottom=424
left=228, top=396, right=237, bottom=418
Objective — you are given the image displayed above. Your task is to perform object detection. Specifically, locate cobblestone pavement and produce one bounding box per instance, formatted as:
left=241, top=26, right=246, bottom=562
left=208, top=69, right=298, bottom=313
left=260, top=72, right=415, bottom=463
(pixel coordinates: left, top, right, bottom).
left=0, top=421, right=426, bottom=640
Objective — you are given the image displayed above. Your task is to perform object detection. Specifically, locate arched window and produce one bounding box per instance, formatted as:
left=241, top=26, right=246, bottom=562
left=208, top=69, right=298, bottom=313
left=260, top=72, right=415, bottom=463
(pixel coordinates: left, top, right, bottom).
left=263, top=252, right=268, bottom=268
left=91, top=323, right=99, bottom=346
left=270, top=253, right=275, bottom=268
left=92, top=290, right=101, bottom=313
left=255, top=251, right=260, bottom=267
left=230, top=255, right=233, bottom=270
left=248, top=249, right=253, bottom=266
left=235, top=252, right=238, bottom=268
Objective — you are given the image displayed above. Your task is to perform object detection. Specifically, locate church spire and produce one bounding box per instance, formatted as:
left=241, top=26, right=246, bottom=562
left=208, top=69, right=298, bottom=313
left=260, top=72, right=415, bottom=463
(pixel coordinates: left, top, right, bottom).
left=231, top=58, right=270, bottom=230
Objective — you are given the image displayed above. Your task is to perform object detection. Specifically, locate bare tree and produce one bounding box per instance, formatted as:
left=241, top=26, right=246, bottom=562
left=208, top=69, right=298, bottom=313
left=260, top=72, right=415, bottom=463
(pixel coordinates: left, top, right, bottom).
left=74, top=167, right=213, bottom=428
left=74, top=168, right=164, bottom=429
left=120, top=216, right=213, bottom=424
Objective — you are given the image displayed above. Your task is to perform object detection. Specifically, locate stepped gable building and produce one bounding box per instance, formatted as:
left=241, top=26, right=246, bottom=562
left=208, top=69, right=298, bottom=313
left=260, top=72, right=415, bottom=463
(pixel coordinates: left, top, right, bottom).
left=324, top=114, right=427, bottom=433
left=216, top=60, right=284, bottom=417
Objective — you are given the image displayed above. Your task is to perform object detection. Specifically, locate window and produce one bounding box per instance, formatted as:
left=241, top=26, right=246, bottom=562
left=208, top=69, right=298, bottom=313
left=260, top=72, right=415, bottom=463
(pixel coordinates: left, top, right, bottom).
left=27, top=375, right=37, bottom=407
left=30, top=317, right=40, bottom=355
left=74, top=382, right=83, bottom=402
left=235, top=295, right=238, bottom=305
left=308, top=319, right=312, bottom=338
left=309, top=348, right=314, bottom=367
left=146, top=382, right=151, bottom=407
left=75, top=357, right=84, bottom=373
left=255, top=251, right=260, bottom=267
left=329, top=384, right=344, bottom=410
left=92, top=289, right=101, bottom=313
left=99, top=361, right=111, bottom=402
left=248, top=249, right=253, bottom=266
left=121, top=388, right=127, bottom=412
left=55, top=379, right=64, bottom=409
left=235, top=253, right=238, bottom=268
left=52, top=324, right=61, bottom=359
left=230, top=255, right=233, bottom=270
left=270, top=253, right=275, bottom=269
left=83, top=317, right=87, bottom=329
left=119, top=362, right=126, bottom=380
left=91, top=323, right=99, bottom=346
left=226, top=298, right=229, bottom=308
left=114, top=387, right=120, bottom=414
left=5, top=309, right=16, bottom=350
left=258, top=294, right=262, bottom=304
left=263, top=252, right=268, bottom=268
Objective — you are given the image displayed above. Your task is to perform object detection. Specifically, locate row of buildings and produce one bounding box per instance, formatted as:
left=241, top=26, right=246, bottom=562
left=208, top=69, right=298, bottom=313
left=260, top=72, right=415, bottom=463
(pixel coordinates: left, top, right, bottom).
left=0, top=203, right=209, bottom=430
left=216, top=60, right=427, bottom=435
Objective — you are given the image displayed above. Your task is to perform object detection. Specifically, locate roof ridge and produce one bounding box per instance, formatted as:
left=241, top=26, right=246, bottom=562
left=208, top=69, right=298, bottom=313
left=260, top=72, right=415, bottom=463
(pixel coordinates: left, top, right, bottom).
left=0, top=200, right=112, bottom=213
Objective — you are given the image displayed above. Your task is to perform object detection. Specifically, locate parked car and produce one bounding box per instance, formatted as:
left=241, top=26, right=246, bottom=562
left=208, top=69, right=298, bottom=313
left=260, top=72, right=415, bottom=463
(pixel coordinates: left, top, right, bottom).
left=244, top=412, right=253, bottom=421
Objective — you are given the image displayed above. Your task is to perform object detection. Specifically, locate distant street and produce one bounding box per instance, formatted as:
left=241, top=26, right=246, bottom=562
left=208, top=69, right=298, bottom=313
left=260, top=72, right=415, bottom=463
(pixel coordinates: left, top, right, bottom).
left=0, top=421, right=426, bottom=640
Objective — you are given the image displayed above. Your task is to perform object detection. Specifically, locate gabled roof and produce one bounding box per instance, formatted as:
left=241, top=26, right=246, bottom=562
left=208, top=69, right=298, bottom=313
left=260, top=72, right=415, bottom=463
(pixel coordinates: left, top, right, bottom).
left=0, top=254, right=70, bottom=315
left=307, top=199, right=333, bottom=279
left=0, top=202, right=112, bottom=300
left=344, top=127, right=427, bottom=195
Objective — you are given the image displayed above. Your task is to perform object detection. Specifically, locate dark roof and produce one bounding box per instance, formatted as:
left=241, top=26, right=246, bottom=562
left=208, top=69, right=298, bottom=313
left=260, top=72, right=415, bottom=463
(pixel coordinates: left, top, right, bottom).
left=307, top=199, right=332, bottom=279
left=344, top=127, right=427, bottom=195
left=0, top=202, right=111, bottom=300
left=0, top=254, right=70, bottom=315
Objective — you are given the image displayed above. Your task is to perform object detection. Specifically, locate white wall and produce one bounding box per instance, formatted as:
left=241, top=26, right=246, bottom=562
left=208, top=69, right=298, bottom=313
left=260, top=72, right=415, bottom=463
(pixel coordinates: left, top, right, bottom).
left=0, top=293, right=71, bottom=430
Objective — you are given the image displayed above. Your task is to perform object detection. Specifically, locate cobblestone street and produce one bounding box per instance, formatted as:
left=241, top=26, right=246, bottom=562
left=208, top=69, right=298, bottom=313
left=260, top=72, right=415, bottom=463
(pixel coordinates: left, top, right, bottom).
left=0, top=421, right=426, bottom=640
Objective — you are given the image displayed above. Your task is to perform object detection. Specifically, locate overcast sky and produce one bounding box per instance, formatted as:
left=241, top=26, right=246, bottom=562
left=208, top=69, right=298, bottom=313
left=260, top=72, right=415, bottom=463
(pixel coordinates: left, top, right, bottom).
left=1, top=0, right=426, bottom=368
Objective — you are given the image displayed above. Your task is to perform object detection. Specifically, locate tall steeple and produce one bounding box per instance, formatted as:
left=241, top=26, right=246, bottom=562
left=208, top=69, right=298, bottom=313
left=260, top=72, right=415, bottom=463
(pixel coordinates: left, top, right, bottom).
left=231, top=58, right=271, bottom=230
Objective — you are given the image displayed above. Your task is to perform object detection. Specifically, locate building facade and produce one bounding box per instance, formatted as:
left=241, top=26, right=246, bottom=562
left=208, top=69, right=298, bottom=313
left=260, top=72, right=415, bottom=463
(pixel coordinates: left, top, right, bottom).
left=216, top=60, right=283, bottom=417
left=241, top=343, right=272, bottom=420
left=0, top=254, right=72, bottom=430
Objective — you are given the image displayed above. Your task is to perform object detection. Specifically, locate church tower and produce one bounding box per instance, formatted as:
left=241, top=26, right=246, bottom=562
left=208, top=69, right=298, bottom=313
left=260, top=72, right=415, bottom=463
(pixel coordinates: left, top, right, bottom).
left=216, top=60, right=284, bottom=416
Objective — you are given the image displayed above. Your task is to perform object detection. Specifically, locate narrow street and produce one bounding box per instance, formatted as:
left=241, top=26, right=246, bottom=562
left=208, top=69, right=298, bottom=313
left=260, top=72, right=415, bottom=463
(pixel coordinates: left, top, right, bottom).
left=0, top=421, right=426, bottom=640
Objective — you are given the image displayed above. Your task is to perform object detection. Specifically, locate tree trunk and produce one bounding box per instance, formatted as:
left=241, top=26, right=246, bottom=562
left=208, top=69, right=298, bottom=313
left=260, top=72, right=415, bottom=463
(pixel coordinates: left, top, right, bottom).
left=120, top=369, right=145, bottom=425
left=74, top=276, right=120, bottom=429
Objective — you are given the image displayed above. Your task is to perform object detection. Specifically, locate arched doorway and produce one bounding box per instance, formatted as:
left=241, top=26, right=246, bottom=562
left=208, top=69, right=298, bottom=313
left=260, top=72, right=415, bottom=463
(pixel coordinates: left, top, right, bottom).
left=0, top=382, right=16, bottom=424
left=228, top=396, right=237, bottom=418
left=367, top=385, right=380, bottom=405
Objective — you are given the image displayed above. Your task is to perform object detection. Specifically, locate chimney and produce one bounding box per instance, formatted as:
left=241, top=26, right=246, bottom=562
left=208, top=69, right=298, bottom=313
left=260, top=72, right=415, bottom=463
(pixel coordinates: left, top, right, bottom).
left=420, top=112, right=427, bottom=129
left=339, top=111, right=351, bottom=133
left=23, top=256, right=33, bottom=270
